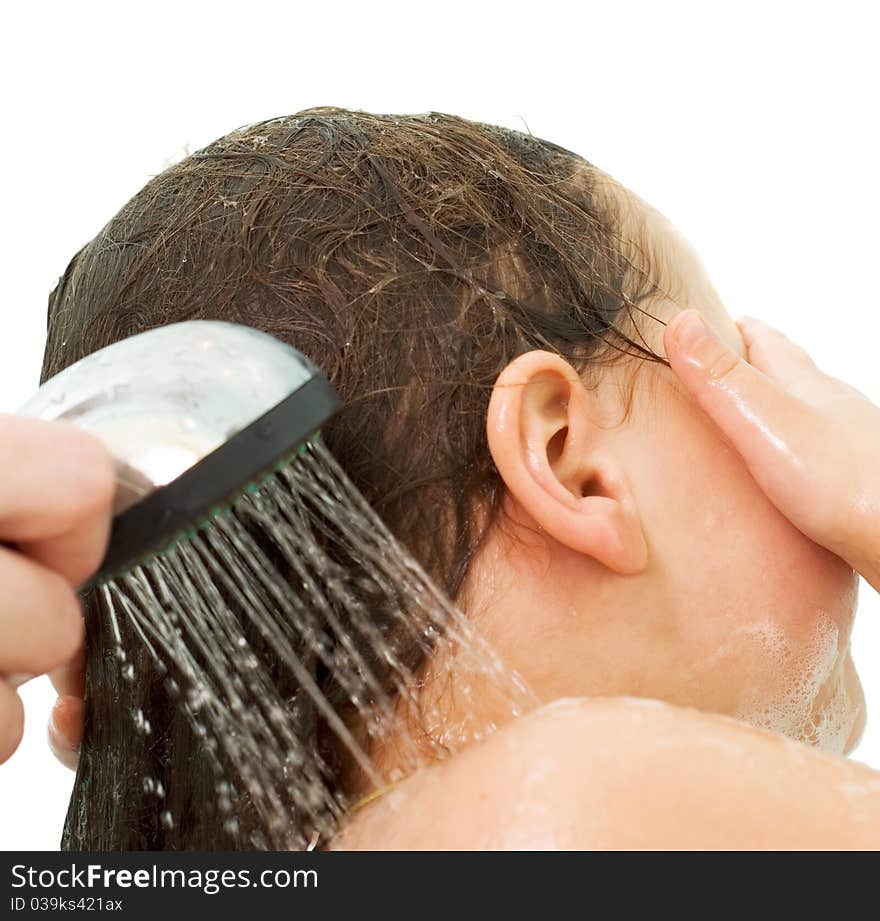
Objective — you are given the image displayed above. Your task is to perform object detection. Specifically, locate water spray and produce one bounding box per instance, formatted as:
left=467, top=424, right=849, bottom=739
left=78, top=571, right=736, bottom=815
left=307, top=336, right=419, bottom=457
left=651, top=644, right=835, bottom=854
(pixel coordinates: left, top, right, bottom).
left=19, top=321, right=533, bottom=849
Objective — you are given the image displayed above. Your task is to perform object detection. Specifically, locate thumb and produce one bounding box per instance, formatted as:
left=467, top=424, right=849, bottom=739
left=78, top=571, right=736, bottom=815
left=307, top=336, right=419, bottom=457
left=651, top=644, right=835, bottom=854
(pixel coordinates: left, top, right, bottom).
left=664, top=309, right=813, bottom=477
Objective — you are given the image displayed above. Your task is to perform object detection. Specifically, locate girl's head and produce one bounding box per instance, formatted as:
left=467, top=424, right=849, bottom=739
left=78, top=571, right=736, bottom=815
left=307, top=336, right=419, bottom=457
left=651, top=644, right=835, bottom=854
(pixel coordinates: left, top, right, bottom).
left=45, top=109, right=864, bottom=842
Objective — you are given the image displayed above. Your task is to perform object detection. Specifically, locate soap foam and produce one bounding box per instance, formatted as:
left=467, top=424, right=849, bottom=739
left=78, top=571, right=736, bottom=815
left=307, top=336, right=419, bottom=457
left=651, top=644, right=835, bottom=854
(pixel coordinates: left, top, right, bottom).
left=733, top=614, right=857, bottom=754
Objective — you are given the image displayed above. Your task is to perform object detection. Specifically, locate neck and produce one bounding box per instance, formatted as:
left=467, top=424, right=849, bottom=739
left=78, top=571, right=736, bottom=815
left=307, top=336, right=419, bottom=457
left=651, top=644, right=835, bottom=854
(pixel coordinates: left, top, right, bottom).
left=347, top=633, right=540, bottom=796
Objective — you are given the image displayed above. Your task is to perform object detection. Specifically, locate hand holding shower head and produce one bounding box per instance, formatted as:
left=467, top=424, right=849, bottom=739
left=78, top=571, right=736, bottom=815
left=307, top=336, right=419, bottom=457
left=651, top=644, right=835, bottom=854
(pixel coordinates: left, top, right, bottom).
left=18, top=321, right=340, bottom=584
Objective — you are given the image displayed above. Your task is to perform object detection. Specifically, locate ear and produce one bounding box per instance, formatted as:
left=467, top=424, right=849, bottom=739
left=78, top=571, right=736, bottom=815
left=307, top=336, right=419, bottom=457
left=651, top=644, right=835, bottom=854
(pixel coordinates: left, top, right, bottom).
left=486, top=350, right=648, bottom=575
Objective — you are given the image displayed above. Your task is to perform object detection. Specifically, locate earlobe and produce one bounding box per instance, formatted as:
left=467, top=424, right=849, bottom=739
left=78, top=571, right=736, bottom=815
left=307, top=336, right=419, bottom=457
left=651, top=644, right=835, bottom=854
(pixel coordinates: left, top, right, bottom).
left=486, top=351, right=648, bottom=576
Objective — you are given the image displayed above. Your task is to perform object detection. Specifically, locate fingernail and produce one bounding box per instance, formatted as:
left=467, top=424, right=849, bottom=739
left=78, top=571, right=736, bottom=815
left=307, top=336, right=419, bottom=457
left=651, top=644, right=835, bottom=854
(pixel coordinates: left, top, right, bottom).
left=673, top=310, right=712, bottom=353
left=47, top=718, right=80, bottom=770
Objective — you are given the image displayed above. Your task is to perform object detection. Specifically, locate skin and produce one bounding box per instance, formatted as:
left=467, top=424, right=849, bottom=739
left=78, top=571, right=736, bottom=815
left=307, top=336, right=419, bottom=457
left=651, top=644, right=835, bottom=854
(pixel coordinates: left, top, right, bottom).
left=360, top=178, right=868, bottom=792
left=497, top=265, right=861, bottom=749
left=334, top=697, right=880, bottom=850
left=0, top=417, right=112, bottom=767
left=3, top=177, right=880, bottom=848
left=338, top=181, right=880, bottom=845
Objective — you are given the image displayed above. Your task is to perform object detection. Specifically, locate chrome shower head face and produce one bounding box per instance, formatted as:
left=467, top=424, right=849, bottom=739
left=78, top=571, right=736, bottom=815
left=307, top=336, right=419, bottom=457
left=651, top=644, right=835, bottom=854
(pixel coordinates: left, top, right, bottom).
left=18, top=321, right=340, bottom=582
left=19, top=321, right=319, bottom=513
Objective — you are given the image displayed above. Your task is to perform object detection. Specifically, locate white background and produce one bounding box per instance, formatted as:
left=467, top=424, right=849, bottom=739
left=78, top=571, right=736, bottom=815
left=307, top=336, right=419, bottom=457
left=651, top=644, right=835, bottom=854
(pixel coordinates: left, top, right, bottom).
left=1, top=1, right=878, bottom=848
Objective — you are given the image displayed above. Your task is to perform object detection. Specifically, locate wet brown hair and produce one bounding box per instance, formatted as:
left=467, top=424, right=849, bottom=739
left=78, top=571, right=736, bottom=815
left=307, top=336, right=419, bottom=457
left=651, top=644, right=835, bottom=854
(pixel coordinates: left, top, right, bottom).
left=43, top=108, right=664, bottom=848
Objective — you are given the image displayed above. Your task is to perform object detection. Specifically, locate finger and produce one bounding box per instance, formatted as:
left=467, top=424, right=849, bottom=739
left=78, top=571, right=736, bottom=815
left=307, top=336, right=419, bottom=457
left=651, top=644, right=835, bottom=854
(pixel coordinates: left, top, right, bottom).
left=9, top=673, right=37, bottom=688
left=0, top=416, right=115, bottom=587
left=736, top=316, right=819, bottom=385
left=0, top=680, right=25, bottom=765
left=664, top=309, right=815, bottom=472
left=48, top=695, right=83, bottom=770
left=0, top=547, right=84, bottom=674
left=49, top=646, right=86, bottom=699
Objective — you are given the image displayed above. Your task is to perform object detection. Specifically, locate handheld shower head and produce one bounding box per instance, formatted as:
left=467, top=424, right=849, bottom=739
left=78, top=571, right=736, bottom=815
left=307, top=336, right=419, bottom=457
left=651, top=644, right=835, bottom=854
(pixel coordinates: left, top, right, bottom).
left=18, top=321, right=341, bottom=583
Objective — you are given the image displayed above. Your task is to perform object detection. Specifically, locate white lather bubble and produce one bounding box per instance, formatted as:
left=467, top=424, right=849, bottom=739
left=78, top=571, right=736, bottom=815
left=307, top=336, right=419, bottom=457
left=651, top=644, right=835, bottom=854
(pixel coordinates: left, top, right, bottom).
left=733, top=614, right=858, bottom=754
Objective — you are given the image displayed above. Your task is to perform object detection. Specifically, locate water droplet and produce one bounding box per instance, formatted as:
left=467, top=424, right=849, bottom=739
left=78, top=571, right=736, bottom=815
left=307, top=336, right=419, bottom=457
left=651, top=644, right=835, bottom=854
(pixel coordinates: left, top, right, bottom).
left=187, top=686, right=209, bottom=711
left=89, top=435, right=535, bottom=848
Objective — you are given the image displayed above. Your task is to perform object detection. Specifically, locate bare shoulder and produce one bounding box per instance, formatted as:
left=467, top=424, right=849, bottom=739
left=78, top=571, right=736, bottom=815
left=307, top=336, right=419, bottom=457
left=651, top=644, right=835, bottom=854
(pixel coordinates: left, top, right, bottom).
left=331, top=697, right=880, bottom=850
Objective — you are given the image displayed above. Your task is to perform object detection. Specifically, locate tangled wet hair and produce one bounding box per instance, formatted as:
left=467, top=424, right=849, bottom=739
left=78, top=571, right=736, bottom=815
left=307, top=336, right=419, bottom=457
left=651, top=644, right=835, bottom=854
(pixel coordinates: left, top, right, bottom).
left=42, top=108, right=666, bottom=849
